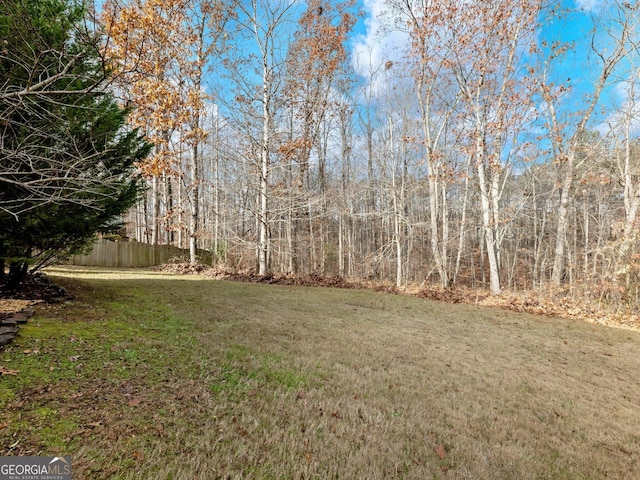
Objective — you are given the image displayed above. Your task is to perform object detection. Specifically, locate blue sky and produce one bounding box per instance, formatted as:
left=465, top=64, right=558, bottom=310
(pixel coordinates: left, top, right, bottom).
left=352, top=0, right=637, bottom=133
left=351, top=0, right=610, bottom=77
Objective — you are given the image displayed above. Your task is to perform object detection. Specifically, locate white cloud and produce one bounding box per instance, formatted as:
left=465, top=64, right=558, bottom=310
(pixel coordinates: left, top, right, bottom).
left=351, top=0, right=409, bottom=81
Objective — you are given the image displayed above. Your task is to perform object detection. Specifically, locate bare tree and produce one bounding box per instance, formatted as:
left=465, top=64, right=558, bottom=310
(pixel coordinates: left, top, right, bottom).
left=546, top=0, right=634, bottom=285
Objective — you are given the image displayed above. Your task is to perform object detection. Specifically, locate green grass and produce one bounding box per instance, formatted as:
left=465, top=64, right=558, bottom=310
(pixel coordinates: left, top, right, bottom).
left=2, top=266, right=640, bottom=479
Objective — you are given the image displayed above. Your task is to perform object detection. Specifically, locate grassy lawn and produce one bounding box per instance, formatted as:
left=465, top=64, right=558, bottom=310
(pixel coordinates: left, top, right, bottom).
left=2, top=267, right=640, bottom=479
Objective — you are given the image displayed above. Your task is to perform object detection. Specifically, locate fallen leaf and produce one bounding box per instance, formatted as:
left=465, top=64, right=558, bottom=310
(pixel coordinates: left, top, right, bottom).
left=0, top=366, right=19, bottom=376
left=296, top=390, right=306, bottom=399
left=68, top=355, right=81, bottom=362
left=127, top=397, right=142, bottom=407
left=0, top=423, right=8, bottom=430
left=436, top=444, right=446, bottom=459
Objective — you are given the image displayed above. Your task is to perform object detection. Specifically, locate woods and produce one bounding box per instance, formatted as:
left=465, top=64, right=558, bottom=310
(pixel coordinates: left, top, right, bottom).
left=3, top=0, right=640, bottom=305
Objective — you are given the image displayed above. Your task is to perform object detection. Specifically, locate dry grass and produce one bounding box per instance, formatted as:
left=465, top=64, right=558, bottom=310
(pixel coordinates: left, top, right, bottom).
left=2, top=266, right=640, bottom=479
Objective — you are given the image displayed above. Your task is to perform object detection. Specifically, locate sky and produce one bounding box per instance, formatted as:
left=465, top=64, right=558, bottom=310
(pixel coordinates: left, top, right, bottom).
left=351, top=0, right=406, bottom=77
left=351, top=0, right=610, bottom=79
left=351, top=0, right=639, bottom=135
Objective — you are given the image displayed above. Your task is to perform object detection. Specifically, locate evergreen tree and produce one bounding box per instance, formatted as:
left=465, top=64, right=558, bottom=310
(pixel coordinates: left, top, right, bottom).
left=0, top=0, right=151, bottom=289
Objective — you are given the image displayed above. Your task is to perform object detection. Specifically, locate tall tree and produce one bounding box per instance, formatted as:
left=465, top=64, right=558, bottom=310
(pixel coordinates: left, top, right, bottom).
left=545, top=0, right=634, bottom=285
left=103, top=0, right=228, bottom=263
left=391, top=0, right=540, bottom=294
left=280, top=0, right=355, bottom=273
left=103, top=0, right=189, bottom=246
left=224, top=0, right=301, bottom=275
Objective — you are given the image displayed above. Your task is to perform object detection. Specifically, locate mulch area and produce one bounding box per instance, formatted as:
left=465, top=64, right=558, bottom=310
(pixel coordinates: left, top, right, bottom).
left=0, top=272, right=70, bottom=317
left=1, top=273, right=72, bottom=349
left=1, top=272, right=71, bottom=303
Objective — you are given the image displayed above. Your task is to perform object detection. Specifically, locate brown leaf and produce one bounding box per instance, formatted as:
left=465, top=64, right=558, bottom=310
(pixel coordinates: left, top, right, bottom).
left=127, top=397, right=142, bottom=407
left=0, top=423, right=8, bottom=430
left=435, top=444, right=446, bottom=459
left=0, top=366, right=19, bottom=376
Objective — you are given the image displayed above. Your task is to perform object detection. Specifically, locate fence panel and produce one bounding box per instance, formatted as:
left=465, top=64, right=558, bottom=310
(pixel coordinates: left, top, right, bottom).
left=67, top=239, right=189, bottom=267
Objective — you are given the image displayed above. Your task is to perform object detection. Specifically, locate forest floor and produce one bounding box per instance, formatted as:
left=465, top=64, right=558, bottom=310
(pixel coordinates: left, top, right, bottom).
left=1, top=266, right=640, bottom=478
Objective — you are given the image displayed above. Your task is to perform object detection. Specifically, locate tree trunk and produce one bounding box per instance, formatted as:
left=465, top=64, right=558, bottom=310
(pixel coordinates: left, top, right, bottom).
left=453, top=155, right=472, bottom=285
left=615, top=113, right=640, bottom=282
left=151, top=175, right=160, bottom=246
left=476, top=139, right=501, bottom=294
left=5, top=261, right=28, bottom=291
left=258, top=60, right=270, bottom=275
left=551, top=153, right=573, bottom=285
left=189, top=139, right=200, bottom=265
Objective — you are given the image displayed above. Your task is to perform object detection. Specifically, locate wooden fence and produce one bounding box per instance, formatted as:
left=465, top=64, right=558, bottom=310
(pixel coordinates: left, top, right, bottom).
left=66, top=239, right=191, bottom=268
